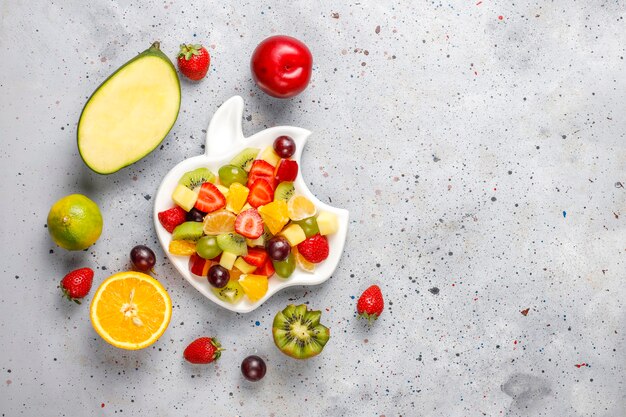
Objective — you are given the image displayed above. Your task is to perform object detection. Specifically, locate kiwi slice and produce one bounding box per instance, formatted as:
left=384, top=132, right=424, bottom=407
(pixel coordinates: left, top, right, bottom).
left=216, top=232, right=248, bottom=256
left=230, top=148, right=260, bottom=171
left=172, top=221, right=204, bottom=241
left=211, top=279, right=244, bottom=303
left=272, top=304, right=330, bottom=359
left=274, top=182, right=295, bottom=202
left=179, top=168, right=215, bottom=189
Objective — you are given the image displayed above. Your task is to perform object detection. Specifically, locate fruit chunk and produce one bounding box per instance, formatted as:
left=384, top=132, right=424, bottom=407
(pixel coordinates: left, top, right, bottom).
left=294, top=247, right=315, bottom=273
left=77, top=42, right=181, bottom=174
left=158, top=206, right=187, bottom=233
left=266, top=236, right=291, bottom=261
left=274, top=159, right=298, bottom=182
left=235, top=209, right=264, bottom=239
left=168, top=239, right=197, bottom=255
left=297, top=234, right=329, bottom=263
left=90, top=271, right=172, bottom=350
left=294, top=216, right=319, bottom=238
left=234, top=257, right=257, bottom=274
left=247, top=160, right=276, bottom=189
left=243, top=248, right=268, bottom=267
left=216, top=232, right=248, bottom=256
left=189, top=253, right=211, bottom=276
left=215, top=184, right=230, bottom=196
left=257, top=200, right=289, bottom=235
left=287, top=195, right=316, bottom=221
left=172, top=184, right=198, bottom=212
left=226, top=183, right=249, bottom=214
left=219, top=251, right=238, bottom=270
left=247, top=179, right=274, bottom=208
left=274, top=182, right=295, bottom=202
left=315, top=211, right=338, bottom=236
left=202, top=209, right=236, bottom=235
left=195, top=182, right=226, bottom=213
left=218, top=165, right=248, bottom=188
left=230, top=148, right=260, bottom=171
left=211, top=279, right=244, bottom=303
left=172, top=221, right=204, bottom=241
left=196, top=236, right=222, bottom=259
left=179, top=168, right=215, bottom=189
left=239, top=274, right=269, bottom=302
left=259, top=146, right=281, bottom=167
left=273, top=252, right=295, bottom=278
left=208, top=265, right=230, bottom=288
left=280, top=223, right=307, bottom=247
left=256, top=258, right=275, bottom=277
left=272, top=304, right=330, bottom=359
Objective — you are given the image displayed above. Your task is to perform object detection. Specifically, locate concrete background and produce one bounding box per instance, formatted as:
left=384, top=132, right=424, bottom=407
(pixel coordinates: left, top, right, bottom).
left=0, top=0, right=624, bottom=416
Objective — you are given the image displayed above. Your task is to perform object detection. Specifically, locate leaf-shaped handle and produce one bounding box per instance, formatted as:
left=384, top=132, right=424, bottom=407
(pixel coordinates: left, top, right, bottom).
left=205, top=95, right=245, bottom=157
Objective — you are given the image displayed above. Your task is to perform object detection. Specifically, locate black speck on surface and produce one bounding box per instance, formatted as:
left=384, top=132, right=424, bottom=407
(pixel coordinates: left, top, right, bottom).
left=144, top=194, right=151, bottom=201
left=429, top=287, right=440, bottom=295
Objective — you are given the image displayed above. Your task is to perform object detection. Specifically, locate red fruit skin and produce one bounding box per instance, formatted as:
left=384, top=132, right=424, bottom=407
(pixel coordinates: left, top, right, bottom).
left=177, top=46, right=210, bottom=81
left=183, top=337, right=222, bottom=364
left=243, top=248, right=268, bottom=267
left=247, top=160, right=277, bottom=189
left=357, top=285, right=384, bottom=322
left=60, top=267, right=94, bottom=303
left=251, top=35, right=312, bottom=98
left=247, top=179, right=274, bottom=208
left=274, top=159, right=298, bottom=182
left=158, top=206, right=187, bottom=233
left=235, top=209, right=264, bottom=239
left=296, top=234, right=329, bottom=263
left=188, top=253, right=209, bottom=276
left=195, top=182, right=226, bottom=213
left=255, top=258, right=275, bottom=277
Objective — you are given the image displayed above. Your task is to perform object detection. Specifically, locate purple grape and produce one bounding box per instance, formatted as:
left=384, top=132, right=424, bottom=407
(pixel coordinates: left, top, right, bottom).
left=266, top=236, right=290, bottom=261
left=208, top=265, right=229, bottom=288
left=130, top=245, right=156, bottom=271
left=241, top=355, right=266, bottom=381
left=186, top=208, right=206, bottom=222
left=273, top=136, right=296, bottom=158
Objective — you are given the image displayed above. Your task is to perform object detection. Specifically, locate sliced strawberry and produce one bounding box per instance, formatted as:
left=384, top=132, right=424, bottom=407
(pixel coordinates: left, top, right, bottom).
left=247, top=160, right=277, bottom=189
left=158, top=206, right=187, bottom=233
left=243, top=247, right=268, bottom=267
left=194, top=182, right=226, bottom=213
left=247, top=179, right=274, bottom=208
left=235, top=209, right=264, bottom=239
left=255, top=258, right=275, bottom=277
left=274, top=159, right=298, bottom=182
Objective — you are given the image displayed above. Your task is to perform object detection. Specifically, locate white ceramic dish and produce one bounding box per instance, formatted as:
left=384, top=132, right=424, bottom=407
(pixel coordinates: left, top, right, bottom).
left=154, top=96, right=349, bottom=313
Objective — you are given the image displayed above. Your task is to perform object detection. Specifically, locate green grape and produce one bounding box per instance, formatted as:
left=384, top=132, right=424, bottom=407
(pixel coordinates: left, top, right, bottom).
left=218, top=165, right=248, bottom=187
left=295, top=217, right=319, bottom=238
left=196, top=236, right=222, bottom=260
left=273, top=252, right=296, bottom=278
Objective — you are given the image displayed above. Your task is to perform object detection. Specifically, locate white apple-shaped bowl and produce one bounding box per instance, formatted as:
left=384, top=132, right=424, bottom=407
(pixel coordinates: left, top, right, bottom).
left=154, top=96, right=349, bottom=313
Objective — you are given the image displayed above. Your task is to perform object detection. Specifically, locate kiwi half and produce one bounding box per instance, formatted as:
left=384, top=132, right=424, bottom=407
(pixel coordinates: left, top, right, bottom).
left=172, top=221, right=204, bottom=241
left=179, top=167, right=215, bottom=189
left=230, top=148, right=260, bottom=171
left=272, top=304, right=330, bottom=359
left=212, top=279, right=244, bottom=303
left=274, top=182, right=295, bottom=202
left=216, top=232, right=248, bottom=256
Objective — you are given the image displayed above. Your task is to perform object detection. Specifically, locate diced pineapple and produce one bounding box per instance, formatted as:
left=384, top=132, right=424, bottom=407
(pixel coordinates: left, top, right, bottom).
left=215, top=184, right=230, bottom=197
left=280, top=223, right=306, bottom=246
left=259, top=146, right=281, bottom=167
left=316, top=211, right=338, bottom=235
left=226, top=183, right=249, bottom=214
left=219, top=251, right=238, bottom=270
left=234, top=257, right=257, bottom=274
left=172, top=184, right=198, bottom=212
left=247, top=236, right=265, bottom=247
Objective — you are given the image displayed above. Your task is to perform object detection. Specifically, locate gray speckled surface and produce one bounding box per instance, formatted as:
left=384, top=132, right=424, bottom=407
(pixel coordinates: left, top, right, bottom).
left=1, top=1, right=625, bottom=416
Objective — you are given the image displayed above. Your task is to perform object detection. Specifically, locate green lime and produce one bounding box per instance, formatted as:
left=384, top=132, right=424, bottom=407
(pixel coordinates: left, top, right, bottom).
left=47, top=194, right=103, bottom=251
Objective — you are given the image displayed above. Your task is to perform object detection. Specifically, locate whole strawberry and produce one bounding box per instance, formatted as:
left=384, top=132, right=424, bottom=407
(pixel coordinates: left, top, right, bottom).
left=297, top=234, right=329, bottom=263
left=177, top=44, right=210, bottom=81
left=183, top=337, right=223, bottom=364
left=158, top=206, right=187, bottom=233
left=60, top=267, right=94, bottom=304
left=357, top=285, right=384, bottom=323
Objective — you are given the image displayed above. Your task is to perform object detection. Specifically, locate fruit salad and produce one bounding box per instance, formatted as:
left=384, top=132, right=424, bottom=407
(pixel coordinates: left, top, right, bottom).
left=157, top=136, right=339, bottom=304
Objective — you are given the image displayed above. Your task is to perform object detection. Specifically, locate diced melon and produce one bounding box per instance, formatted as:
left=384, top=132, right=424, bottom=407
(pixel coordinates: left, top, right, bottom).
left=259, top=146, right=281, bottom=167
left=172, top=184, right=198, bottom=212
left=280, top=223, right=306, bottom=246
left=234, top=257, right=257, bottom=274
left=219, top=251, right=238, bottom=270
left=316, top=211, right=338, bottom=235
